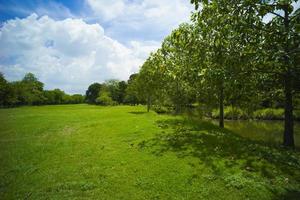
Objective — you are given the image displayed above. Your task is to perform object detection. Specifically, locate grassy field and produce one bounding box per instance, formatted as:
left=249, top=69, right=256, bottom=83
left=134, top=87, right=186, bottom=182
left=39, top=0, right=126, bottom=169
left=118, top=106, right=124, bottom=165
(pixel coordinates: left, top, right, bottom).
left=1, top=105, right=300, bottom=199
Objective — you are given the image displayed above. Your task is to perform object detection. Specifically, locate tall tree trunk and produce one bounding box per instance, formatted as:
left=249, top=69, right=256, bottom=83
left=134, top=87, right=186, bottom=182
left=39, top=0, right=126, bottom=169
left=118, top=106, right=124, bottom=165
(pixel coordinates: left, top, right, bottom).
left=283, top=72, right=294, bottom=147
left=219, top=85, right=224, bottom=128
left=147, top=95, right=151, bottom=112
left=283, top=6, right=294, bottom=147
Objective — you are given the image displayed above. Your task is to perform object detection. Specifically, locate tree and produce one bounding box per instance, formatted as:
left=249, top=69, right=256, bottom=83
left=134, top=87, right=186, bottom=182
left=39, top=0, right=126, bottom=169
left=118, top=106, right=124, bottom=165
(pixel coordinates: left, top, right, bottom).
left=137, top=51, right=168, bottom=112
left=258, top=3, right=300, bottom=147
left=14, top=73, right=45, bottom=105
left=190, top=0, right=300, bottom=146
left=70, top=94, right=85, bottom=104
left=103, top=79, right=122, bottom=104
left=118, top=81, right=127, bottom=104
left=125, top=73, right=140, bottom=105
left=0, top=73, right=17, bottom=106
left=85, top=83, right=102, bottom=104
left=161, top=24, right=198, bottom=114
left=95, top=84, right=116, bottom=106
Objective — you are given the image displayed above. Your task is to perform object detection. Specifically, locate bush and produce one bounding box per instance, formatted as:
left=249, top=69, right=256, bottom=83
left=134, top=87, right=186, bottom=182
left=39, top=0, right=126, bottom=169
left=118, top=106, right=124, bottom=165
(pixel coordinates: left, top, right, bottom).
left=253, top=108, right=284, bottom=120
left=211, top=107, right=299, bottom=121
left=212, top=107, right=248, bottom=120
left=152, top=105, right=172, bottom=114
left=96, top=92, right=116, bottom=106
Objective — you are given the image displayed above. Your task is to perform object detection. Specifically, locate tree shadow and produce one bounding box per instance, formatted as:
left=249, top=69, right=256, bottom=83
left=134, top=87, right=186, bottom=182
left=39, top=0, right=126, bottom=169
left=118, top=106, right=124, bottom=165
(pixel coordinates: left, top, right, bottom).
left=138, top=117, right=300, bottom=181
left=128, top=111, right=148, bottom=115
left=273, top=189, right=300, bottom=200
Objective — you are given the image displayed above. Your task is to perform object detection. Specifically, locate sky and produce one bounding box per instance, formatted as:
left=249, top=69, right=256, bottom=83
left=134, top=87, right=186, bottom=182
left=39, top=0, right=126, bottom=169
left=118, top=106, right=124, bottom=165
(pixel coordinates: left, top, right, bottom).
left=0, top=0, right=194, bottom=94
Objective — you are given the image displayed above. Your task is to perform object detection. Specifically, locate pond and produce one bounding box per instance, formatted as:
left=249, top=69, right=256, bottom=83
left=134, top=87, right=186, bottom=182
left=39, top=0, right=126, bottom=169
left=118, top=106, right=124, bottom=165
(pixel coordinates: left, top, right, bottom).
left=211, top=120, right=300, bottom=147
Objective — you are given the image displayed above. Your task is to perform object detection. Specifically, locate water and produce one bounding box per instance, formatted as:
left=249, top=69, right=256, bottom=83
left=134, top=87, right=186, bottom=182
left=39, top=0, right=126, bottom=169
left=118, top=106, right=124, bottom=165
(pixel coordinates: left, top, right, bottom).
left=212, top=120, right=300, bottom=147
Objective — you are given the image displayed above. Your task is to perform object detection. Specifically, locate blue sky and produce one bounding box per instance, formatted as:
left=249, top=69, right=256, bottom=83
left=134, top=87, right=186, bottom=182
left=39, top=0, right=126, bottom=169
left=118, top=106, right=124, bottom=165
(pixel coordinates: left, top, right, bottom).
left=1, top=1, right=299, bottom=94
left=0, top=0, right=194, bottom=93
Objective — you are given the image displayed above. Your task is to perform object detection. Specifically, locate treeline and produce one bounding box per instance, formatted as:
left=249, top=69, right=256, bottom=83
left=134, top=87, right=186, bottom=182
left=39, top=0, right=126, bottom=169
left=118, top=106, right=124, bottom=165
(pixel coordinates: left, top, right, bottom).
left=0, top=72, right=85, bottom=106
left=85, top=74, right=141, bottom=106
left=0, top=71, right=142, bottom=107
left=128, top=0, right=300, bottom=147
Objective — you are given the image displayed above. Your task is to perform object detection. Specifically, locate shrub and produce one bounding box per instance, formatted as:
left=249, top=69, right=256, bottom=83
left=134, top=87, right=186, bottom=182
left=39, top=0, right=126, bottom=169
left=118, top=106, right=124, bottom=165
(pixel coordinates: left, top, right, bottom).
left=212, top=107, right=248, bottom=120
left=152, top=105, right=172, bottom=114
left=96, top=92, right=116, bottom=106
left=253, top=108, right=284, bottom=120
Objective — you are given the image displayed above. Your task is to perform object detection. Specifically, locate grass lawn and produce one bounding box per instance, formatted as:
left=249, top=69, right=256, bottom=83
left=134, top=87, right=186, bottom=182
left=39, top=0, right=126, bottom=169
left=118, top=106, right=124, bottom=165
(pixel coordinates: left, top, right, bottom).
left=0, top=104, right=300, bottom=199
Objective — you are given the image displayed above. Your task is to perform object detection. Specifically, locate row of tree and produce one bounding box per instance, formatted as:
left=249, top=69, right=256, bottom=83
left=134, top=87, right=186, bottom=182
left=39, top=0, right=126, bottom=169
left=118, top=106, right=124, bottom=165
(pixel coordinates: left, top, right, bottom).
left=0, top=73, right=85, bottom=106
left=128, top=0, right=300, bottom=147
left=0, top=72, right=142, bottom=107
left=85, top=75, right=141, bottom=106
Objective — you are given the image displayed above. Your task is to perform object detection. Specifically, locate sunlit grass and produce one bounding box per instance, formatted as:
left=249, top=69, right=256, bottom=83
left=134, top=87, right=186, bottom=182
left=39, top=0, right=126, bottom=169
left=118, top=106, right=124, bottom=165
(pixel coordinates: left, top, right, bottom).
left=0, top=105, right=300, bottom=199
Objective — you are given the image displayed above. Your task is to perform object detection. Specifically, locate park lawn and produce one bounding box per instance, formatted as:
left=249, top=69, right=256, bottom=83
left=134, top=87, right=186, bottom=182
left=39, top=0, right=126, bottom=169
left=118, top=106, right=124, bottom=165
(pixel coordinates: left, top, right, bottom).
left=0, top=105, right=300, bottom=200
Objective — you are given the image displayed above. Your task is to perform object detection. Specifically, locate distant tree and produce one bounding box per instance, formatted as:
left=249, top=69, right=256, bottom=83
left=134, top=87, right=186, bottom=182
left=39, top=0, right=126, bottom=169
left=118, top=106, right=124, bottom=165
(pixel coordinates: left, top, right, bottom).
left=104, top=79, right=120, bottom=103
left=0, top=73, right=17, bottom=106
left=96, top=92, right=115, bottom=106
left=43, top=90, right=56, bottom=104
left=14, top=73, right=45, bottom=105
left=22, top=73, right=39, bottom=83
left=0, top=73, right=9, bottom=106
left=124, top=73, right=140, bottom=105
left=52, top=89, right=65, bottom=104
left=70, top=94, right=85, bottom=104
left=85, top=83, right=102, bottom=104
left=118, top=81, right=127, bottom=104
left=95, top=84, right=116, bottom=106
left=1, top=72, right=85, bottom=107
left=44, top=90, right=84, bottom=105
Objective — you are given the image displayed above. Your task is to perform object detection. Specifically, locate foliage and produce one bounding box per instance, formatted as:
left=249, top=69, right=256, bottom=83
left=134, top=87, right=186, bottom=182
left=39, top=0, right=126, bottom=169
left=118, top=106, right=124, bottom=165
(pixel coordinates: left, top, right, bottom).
left=0, top=72, right=85, bottom=107
left=133, top=0, right=300, bottom=146
left=0, top=73, right=17, bottom=106
left=85, top=83, right=102, bottom=104
left=103, top=79, right=128, bottom=104
left=210, top=107, right=300, bottom=121
left=253, top=108, right=285, bottom=120
left=152, top=105, right=172, bottom=114
left=96, top=91, right=116, bottom=106
left=212, top=107, right=249, bottom=120
left=124, top=73, right=140, bottom=105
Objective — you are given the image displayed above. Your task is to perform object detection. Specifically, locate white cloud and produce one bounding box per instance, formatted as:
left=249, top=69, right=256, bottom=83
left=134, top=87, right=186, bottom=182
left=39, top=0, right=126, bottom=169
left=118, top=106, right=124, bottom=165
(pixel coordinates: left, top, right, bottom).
left=0, top=0, right=193, bottom=94
left=86, top=0, right=193, bottom=42
left=86, top=0, right=125, bottom=21
left=0, top=14, right=159, bottom=94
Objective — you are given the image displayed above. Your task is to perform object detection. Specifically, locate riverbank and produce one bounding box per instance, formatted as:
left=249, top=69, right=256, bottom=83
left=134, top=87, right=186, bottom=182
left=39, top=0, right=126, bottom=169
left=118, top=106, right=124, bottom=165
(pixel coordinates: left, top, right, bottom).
left=211, top=107, right=300, bottom=121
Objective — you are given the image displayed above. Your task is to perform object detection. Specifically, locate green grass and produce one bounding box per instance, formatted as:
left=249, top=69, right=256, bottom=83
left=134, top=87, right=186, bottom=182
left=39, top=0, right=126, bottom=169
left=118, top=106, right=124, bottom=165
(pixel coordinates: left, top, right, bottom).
left=1, top=105, right=300, bottom=199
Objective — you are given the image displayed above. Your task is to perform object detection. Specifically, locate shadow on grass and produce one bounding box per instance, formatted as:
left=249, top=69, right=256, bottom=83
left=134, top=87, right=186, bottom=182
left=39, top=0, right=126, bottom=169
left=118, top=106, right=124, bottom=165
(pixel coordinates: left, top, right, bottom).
left=128, top=111, right=148, bottom=115
left=138, top=117, right=300, bottom=181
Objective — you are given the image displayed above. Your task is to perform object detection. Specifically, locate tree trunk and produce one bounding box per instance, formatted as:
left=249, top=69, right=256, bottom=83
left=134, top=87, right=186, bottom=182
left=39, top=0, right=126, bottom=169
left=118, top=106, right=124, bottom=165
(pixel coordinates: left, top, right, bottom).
left=282, top=6, right=294, bottom=147
left=219, top=85, right=224, bottom=128
left=283, top=72, right=294, bottom=147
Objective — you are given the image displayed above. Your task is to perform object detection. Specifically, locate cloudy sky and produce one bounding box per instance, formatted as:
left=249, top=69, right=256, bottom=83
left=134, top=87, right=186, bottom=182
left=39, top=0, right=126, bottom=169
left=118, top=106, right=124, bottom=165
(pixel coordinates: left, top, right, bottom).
left=0, top=0, right=194, bottom=94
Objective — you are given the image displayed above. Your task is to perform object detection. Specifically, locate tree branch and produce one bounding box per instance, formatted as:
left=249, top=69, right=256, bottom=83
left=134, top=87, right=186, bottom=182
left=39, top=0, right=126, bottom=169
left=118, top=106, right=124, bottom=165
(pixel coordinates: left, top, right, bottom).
left=269, top=11, right=285, bottom=19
